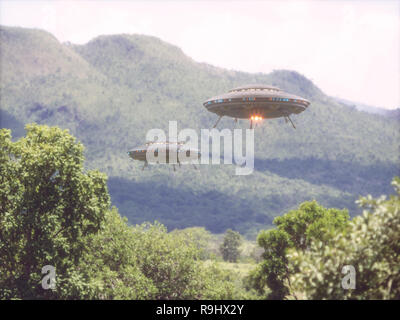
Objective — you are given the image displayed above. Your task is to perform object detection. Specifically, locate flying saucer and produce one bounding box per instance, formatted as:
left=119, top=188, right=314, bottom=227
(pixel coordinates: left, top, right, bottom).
left=128, top=141, right=201, bottom=171
left=203, top=84, right=310, bottom=129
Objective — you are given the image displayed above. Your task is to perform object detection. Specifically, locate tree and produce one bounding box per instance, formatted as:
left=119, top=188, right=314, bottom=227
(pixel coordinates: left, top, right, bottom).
left=0, top=124, right=110, bottom=299
left=220, top=229, right=242, bottom=262
left=249, top=201, right=349, bottom=299
left=77, top=218, right=239, bottom=300
left=57, top=207, right=156, bottom=299
left=289, top=177, right=400, bottom=299
left=171, top=227, right=213, bottom=260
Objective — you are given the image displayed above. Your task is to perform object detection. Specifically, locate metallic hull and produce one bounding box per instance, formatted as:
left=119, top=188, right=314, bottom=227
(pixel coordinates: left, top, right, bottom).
left=128, top=145, right=201, bottom=164
left=203, top=85, right=310, bottom=119
left=205, top=100, right=307, bottom=119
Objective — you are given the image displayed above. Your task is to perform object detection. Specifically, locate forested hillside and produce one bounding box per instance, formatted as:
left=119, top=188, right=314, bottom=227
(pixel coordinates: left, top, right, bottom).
left=1, top=25, right=398, bottom=237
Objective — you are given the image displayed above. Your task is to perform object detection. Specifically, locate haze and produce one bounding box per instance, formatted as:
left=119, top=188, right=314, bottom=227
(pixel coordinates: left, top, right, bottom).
left=1, top=0, right=399, bottom=109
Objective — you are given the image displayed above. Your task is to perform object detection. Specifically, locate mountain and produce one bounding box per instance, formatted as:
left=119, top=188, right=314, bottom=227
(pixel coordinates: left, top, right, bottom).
left=1, top=25, right=399, bottom=238
left=335, top=97, right=400, bottom=119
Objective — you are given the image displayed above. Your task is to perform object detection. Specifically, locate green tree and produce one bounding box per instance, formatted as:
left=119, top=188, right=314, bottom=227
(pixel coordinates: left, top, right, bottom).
left=130, top=222, right=209, bottom=299
left=171, top=227, right=213, bottom=260
left=249, top=201, right=349, bottom=299
left=220, top=229, right=242, bottom=263
left=0, top=124, right=110, bottom=299
left=80, top=219, right=239, bottom=300
left=57, top=207, right=156, bottom=299
left=289, top=178, right=400, bottom=299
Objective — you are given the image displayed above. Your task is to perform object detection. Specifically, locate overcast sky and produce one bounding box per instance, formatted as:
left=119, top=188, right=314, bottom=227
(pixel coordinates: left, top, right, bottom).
left=1, top=0, right=399, bottom=109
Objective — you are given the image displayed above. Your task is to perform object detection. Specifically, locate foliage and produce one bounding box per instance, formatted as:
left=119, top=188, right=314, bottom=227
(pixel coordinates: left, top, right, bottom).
left=172, top=227, right=263, bottom=263
left=170, top=227, right=213, bottom=260
left=58, top=210, right=239, bottom=300
left=56, top=207, right=156, bottom=299
left=202, top=260, right=263, bottom=300
left=66, top=217, right=249, bottom=300
left=289, top=177, right=400, bottom=299
left=128, top=222, right=208, bottom=299
left=220, top=229, right=242, bottom=262
left=249, top=201, right=349, bottom=299
left=0, top=124, right=110, bottom=299
left=107, top=172, right=353, bottom=238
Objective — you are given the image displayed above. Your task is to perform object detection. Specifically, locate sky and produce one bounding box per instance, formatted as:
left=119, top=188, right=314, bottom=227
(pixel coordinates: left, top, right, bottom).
left=1, top=0, right=399, bottom=109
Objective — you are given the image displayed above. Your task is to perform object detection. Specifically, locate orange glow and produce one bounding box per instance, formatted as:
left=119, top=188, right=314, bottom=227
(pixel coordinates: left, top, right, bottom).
left=251, top=115, right=263, bottom=121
